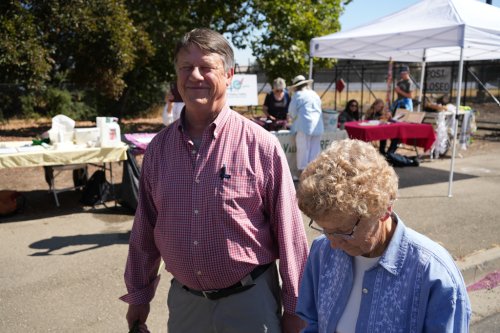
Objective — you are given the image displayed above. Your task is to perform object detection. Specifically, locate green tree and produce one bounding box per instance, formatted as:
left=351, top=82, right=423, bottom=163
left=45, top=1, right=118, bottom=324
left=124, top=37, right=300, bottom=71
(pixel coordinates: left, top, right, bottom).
left=0, top=0, right=152, bottom=119
left=118, top=0, right=251, bottom=115
left=0, top=2, right=51, bottom=90
left=1, top=0, right=348, bottom=119
left=28, top=0, right=153, bottom=99
left=247, top=0, right=350, bottom=84
left=119, top=0, right=348, bottom=114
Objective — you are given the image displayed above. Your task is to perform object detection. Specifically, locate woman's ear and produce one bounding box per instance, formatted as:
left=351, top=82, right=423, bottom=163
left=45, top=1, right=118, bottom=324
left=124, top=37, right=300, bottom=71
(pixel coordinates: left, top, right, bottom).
left=380, top=206, right=393, bottom=223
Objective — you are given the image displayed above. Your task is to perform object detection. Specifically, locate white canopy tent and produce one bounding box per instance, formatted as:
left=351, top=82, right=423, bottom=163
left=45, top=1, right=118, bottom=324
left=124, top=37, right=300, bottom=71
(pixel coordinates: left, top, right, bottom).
left=309, top=0, right=500, bottom=197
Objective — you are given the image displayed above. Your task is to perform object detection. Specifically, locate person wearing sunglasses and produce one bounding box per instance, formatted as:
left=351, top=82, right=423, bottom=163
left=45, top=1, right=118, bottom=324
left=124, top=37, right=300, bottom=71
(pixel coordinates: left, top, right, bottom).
left=295, top=139, right=470, bottom=333
left=338, top=99, right=361, bottom=126
left=261, top=77, right=290, bottom=131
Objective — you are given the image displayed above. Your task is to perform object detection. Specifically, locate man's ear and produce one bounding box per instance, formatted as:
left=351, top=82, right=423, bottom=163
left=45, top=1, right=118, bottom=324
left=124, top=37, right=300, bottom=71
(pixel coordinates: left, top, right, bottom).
left=226, top=68, right=234, bottom=87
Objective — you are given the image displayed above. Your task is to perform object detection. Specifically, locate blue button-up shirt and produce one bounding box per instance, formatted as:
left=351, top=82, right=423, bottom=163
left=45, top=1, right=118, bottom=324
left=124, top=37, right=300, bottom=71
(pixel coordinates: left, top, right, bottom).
left=296, top=216, right=471, bottom=333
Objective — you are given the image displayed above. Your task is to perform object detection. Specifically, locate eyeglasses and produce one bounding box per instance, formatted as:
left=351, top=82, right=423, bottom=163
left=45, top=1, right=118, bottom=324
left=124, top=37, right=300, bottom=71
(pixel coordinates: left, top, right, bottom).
left=309, top=217, right=361, bottom=240
left=350, top=104, right=358, bottom=108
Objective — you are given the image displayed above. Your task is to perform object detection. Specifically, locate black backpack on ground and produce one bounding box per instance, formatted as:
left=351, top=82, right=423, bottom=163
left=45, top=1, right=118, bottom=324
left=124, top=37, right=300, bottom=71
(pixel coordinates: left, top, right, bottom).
left=80, top=170, right=112, bottom=206
left=386, top=152, right=420, bottom=167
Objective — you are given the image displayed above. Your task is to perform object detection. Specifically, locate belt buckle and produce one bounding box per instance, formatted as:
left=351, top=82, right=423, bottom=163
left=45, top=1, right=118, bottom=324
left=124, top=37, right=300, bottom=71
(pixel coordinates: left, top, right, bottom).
left=202, top=290, right=219, bottom=299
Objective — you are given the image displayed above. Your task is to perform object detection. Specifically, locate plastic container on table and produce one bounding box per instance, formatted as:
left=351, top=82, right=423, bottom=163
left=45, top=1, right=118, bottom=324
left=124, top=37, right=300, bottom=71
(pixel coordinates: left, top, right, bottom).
left=322, top=109, right=339, bottom=132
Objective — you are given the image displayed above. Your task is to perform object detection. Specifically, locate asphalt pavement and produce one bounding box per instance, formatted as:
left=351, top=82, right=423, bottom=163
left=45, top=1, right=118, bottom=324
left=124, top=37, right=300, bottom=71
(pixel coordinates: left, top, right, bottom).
left=0, top=140, right=499, bottom=332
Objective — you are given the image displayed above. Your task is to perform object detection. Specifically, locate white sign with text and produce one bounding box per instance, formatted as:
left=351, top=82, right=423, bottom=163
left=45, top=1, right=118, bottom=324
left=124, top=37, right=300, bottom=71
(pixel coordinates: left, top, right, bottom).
left=426, top=67, right=451, bottom=94
left=226, top=74, right=259, bottom=106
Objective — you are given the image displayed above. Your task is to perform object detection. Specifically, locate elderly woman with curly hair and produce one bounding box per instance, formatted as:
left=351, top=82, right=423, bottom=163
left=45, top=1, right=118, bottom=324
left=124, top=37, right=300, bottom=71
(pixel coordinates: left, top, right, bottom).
left=295, top=139, right=471, bottom=333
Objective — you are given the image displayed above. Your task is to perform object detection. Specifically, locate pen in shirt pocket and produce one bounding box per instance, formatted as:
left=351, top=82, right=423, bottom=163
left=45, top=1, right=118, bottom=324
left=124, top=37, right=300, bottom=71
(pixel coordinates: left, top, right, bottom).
left=219, top=163, right=231, bottom=180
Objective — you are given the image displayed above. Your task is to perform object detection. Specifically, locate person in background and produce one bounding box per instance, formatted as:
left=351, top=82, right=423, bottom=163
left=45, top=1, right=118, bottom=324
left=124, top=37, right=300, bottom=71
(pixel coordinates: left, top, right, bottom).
left=262, top=77, right=290, bottom=131
left=364, top=98, right=387, bottom=121
left=393, top=65, right=414, bottom=111
left=423, top=94, right=447, bottom=112
left=121, top=28, right=308, bottom=333
left=288, top=75, right=324, bottom=180
left=365, top=98, right=398, bottom=155
left=295, top=139, right=471, bottom=333
left=162, top=82, right=185, bottom=126
left=338, top=99, right=360, bottom=125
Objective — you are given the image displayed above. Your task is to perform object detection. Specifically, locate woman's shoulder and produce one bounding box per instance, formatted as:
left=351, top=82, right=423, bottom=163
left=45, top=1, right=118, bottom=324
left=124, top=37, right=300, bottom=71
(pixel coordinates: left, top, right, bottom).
left=404, top=228, right=460, bottom=274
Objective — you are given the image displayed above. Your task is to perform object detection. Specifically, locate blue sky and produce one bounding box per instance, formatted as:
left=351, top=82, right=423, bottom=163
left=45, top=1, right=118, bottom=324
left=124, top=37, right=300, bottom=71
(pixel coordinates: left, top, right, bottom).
left=233, top=0, right=500, bottom=65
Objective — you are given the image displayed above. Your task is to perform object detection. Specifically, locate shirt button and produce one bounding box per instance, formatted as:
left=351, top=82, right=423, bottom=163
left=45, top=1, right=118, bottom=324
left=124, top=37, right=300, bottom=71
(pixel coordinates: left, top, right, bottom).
left=195, top=179, right=200, bottom=184
left=362, top=288, right=368, bottom=294
left=194, top=209, right=199, bottom=214
left=193, top=241, right=198, bottom=245
left=197, top=271, right=202, bottom=275
left=191, top=149, right=196, bottom=155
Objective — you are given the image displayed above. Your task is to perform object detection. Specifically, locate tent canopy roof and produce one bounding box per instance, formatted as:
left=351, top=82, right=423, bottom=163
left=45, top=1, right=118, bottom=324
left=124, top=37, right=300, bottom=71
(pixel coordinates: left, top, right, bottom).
left=311, top=0, right=500, bottom=62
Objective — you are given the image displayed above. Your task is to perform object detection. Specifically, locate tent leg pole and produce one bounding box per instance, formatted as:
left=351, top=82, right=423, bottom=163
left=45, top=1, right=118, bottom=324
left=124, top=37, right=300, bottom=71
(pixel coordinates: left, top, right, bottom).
left=308, top=57, right=313, bottom=81
left=448, top=48, right=464, bottom=197
left=417, top=49, right=427, bottom=112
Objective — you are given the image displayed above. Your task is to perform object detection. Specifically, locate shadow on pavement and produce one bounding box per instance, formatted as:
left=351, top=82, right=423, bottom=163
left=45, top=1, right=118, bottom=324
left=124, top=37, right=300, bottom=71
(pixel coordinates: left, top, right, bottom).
left=2, top=165, right=477, bottom=222
left=396, top=165, right=477, bottom=189
left=0, top=186, right=135, bottom=224
left=29, top=231, right=131, bottom=256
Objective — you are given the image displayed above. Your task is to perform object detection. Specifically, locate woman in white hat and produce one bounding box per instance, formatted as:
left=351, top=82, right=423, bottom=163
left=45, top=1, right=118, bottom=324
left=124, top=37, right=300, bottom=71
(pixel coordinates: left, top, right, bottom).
left=288, top=75, right=324, bottom=179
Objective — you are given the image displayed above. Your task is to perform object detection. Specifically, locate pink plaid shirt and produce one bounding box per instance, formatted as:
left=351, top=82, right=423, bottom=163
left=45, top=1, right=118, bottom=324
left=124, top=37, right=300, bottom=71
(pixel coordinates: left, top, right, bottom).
left=121, top=106, right=308, bottom=314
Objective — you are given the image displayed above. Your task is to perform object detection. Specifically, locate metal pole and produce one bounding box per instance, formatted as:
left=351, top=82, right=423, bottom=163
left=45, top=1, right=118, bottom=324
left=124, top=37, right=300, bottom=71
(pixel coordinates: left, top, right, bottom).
left=361, top=65, right=365, bottom=116
left=350, top=64, right=377, bottom=99
left=463, top=62, right=468, bottom=105
left=346, top=61, right=350, bottom=102
left=308, top=57, right=314, bottom=80
left=448, top=48, right=464, bottom=197
left=334, top=66, right=338, bottom=110
left=308, top=57, right=314, bottom=92
left=417, top=49, right=427, bottom=112
left=467, top=68, right=500, bottom=106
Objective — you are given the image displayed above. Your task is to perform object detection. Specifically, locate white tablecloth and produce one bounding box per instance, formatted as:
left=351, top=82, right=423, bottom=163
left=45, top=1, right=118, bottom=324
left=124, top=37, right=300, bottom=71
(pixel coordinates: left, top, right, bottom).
left=0, top=142, right=128, bottom=169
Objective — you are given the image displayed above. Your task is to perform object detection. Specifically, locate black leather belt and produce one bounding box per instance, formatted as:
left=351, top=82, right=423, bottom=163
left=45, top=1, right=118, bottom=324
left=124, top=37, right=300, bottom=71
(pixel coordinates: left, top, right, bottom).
left=182, top=263, right=272, bottom=300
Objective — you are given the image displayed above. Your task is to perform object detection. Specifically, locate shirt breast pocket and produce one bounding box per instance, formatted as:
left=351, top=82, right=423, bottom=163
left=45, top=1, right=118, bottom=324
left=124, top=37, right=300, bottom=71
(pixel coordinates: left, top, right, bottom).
left=218, top=172, right=260, bottom=216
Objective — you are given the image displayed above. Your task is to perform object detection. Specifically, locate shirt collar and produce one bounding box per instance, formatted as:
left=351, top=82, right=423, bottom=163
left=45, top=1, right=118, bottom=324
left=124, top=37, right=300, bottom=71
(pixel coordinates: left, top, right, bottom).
left=178, top=104, right=232, bottom=140
left=377, top=213, right=409, bottom=276
left=211, top=104, right=232, bottom=139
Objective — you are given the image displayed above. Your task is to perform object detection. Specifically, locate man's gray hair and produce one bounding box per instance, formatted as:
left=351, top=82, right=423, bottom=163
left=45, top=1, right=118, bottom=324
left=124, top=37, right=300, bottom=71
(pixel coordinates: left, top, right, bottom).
left=174, top=28, right=234, bottom=72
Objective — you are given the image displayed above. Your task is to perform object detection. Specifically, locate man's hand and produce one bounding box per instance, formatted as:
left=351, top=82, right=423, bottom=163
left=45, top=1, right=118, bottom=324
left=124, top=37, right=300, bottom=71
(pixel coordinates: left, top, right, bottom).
left=281, top=312, right=306, bottom=333
left=126, top=304, right=150, bottom=332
